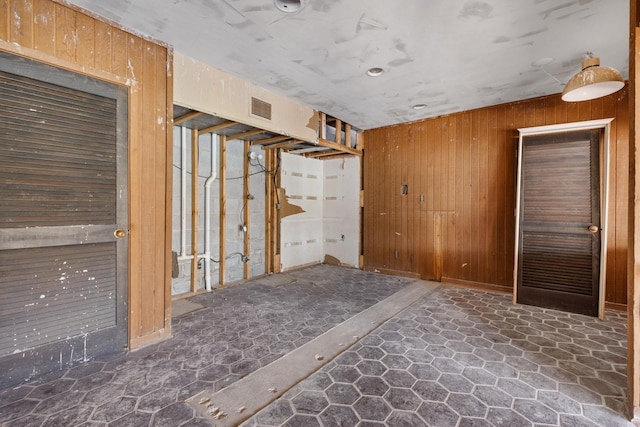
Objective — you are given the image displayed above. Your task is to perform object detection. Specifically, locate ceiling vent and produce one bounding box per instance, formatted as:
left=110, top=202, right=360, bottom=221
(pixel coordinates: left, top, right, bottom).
left=251, top=97, right=272, bottom=120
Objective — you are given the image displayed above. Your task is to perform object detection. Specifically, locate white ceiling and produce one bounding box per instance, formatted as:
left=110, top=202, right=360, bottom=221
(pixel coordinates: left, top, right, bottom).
left=66, top=0, right=629, bottom=130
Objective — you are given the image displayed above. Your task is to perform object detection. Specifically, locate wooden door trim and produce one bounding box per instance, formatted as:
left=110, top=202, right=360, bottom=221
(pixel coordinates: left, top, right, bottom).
left=514, top=118, right=613, bottom=319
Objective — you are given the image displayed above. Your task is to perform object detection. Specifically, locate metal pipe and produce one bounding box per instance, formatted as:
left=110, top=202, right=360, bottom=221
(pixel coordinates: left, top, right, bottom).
left=180, top=126, right=188, bottom=258
left=204, top=133, right=218, bottom=292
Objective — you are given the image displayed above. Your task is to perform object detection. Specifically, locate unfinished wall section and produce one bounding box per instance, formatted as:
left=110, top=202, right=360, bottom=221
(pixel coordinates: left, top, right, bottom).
left=323, top=157, right=361, bottom=267
left=280, top=153, right=324, bottom=270
left=171, top=128, right=266, bottom=294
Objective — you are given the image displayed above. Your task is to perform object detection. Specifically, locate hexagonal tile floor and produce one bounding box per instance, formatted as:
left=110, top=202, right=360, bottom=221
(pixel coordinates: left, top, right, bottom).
left=241, top=286, right=632, bottom=427
left=0, top=265, right=413, bottom=426
left=0, top=266, right=632, bottom=426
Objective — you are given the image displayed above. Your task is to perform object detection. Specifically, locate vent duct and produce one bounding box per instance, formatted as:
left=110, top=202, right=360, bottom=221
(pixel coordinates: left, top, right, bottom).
left=251, top=97, right=272, bottom=120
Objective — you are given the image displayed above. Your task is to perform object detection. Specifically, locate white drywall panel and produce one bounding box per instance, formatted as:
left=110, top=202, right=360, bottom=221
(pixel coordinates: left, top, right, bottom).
left=280, top=153, right=323, bottom=270
left=323, top=156, right=361, bottom=267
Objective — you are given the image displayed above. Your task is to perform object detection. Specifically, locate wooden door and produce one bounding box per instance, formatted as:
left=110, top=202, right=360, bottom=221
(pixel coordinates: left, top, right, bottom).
left=0, top=53, right=128, bottom=388
left=516, top=130, right=601, bottom=316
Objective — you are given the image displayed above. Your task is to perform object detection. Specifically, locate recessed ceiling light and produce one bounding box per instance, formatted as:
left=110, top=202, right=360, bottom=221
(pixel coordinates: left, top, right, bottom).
left=412, top=104, right=427, bottom=110
left=366, top=67, right=384, bottom=77
left=274, top=0, right=302, bottom=13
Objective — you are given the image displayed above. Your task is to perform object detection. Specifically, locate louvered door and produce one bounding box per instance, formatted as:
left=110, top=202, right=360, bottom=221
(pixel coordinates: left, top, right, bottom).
left=516, top=130, right=600, bottom=316
left=0, top=53, right=128, bottom=388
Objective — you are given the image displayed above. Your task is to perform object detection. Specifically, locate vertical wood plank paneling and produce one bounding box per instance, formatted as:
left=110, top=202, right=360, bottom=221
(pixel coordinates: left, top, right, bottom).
left=364, top=90, right=629, bottom=304
left=75, top=12, right=94, bottom=68
left=110, top=28, right=128, bottom=77
left=54, top=3, right=76, bottom=62
left=10, top=0, right=33, bottom=47
left=93, top=21, right=112, bottom=72
left=2, top=0, right=171, bottom=348
left=33, top=0, right=55, bottom=55
left=0, top=0, right=9, bottom=40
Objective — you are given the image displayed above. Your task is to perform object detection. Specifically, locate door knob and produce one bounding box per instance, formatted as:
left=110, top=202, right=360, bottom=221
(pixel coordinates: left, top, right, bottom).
left=114, top=229, right=127, bottom=238
left=588, top=225, right=599, bottom=233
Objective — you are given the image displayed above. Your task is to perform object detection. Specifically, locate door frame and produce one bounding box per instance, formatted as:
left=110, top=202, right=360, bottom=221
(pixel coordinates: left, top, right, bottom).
left=514, top=118, right=613, bottom=319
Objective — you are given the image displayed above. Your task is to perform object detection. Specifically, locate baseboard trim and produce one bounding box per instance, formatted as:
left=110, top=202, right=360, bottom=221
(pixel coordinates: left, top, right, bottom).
left=441, top=277, right=512, bottom=294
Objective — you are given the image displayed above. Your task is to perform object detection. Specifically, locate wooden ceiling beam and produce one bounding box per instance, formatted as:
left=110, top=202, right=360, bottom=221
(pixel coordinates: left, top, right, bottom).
left=252, top=135, right=290, bottom=145
left=317, top=137, right=361, bottom=156
left=199, top=121, right=238, bottom=134
left=174, top=111, right=203, bottom=125
left=263, top=139, right=300, bottom=150
left=227, top=129, right=264, bottom=140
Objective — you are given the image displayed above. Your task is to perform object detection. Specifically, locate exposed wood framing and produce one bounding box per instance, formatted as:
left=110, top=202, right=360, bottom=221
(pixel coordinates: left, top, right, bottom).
left=243, top=140, right=251, bottom=280
left=253, top=135, right=291, bottom=145
left=190, top=128, right=199, bottom=293
left=265, top=148, right=274, bottom=273
left=174, top=111, right=203, bottom=125
left=316, top=137, right=361, bottom=156
left=219, top=136, right=227, bottom=285
left=265, top=139, right=300, bottom=150
left=200, top=121, right=237, bottom=134
left=228, top=129, right=264, bottom=140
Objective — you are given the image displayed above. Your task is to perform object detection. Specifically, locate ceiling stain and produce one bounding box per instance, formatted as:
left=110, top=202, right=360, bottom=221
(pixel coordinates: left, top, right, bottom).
left=540, top=1, right=582, bottom=19
left=388, top=58, right=413, bottom=67
left=493, top=35, right=511, bottom=43
left=458, top=1, right=493, bottom=20
left=517, top=27, right=549, bottom=39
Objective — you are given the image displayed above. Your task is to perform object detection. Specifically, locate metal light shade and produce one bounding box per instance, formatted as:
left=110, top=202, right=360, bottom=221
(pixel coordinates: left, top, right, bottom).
left=561, top=56, right=624, bottom=102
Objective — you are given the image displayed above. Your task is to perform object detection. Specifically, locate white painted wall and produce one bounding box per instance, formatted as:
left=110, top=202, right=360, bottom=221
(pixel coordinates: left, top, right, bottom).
left=280, top=153, right=361, bottom=271
left=280, top=153, right=323, bottom=270
left=323, top=157, right=361, bottom=268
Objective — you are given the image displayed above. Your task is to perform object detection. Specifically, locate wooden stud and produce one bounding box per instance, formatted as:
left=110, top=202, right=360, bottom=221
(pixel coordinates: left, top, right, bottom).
left=243, top=140, right=251, bottom=280
left=263, top=139, right=299, bottom=150
left=219, top=135, right=227, bottom=285
left=265, top=148, right=273, bottom=273
left=227, top=128, right=264, bottom=141
left=273, top=149, right=282, bottom=272
left=345, top=123, right=352, bottom=148
left=200, top=121, right=237, bottom=134
left=190, top=128, right=199, bottom=294
left=317, top=137, right=361, bottom=156
left=335, top=119, right=342, bottom=145
left=320, top=112, right=327, bottom=140
left=174, top=111, right=203, bottom=125
left=252, top=135, right=290, bottom=145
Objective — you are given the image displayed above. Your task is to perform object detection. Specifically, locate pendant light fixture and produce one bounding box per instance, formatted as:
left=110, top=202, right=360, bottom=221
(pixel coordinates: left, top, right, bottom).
left=561, top=53, right=624, bottom=102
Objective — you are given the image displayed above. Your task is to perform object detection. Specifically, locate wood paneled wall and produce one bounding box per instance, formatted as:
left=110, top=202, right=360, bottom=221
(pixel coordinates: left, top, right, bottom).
left=364, top=89, right=629, bottom=305
left=0, top=0, right=173, bottom=348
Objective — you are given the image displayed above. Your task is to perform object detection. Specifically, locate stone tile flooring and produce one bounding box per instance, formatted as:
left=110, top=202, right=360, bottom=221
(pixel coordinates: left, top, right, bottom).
left=242, top=286, right=631, bottom=427
left=0, top=265, right=632, bottom=426
left=0, top=266, right=413, bottom=426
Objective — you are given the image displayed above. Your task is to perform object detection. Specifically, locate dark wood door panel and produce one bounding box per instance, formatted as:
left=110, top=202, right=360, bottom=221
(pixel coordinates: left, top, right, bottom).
left=517, top=130, right=600, bottom=316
